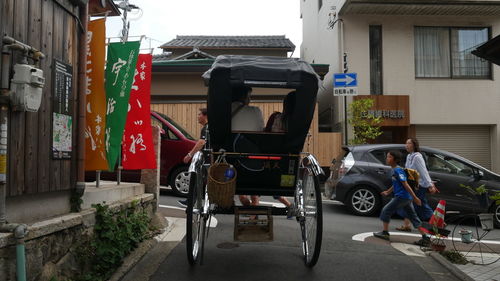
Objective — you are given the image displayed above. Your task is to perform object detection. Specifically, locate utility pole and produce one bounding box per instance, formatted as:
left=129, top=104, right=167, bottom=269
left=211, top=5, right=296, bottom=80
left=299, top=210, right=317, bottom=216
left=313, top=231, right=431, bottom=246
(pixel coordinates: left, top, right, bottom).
left=114, top=0, right=140, bottom=185
left=115, top=0, right=140, bottom=42
left=343, top=53, right=348, bottom=145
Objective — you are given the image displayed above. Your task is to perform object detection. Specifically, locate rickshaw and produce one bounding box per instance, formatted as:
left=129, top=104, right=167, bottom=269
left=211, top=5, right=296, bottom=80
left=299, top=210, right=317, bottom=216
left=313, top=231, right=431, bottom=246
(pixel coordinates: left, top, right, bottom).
left=186, top=55, right=324, bottom=267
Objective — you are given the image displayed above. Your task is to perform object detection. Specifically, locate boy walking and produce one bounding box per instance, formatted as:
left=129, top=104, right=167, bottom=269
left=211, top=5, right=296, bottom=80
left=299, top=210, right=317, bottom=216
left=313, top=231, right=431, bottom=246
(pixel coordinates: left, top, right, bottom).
left=373, top=151, right=430, bottom=246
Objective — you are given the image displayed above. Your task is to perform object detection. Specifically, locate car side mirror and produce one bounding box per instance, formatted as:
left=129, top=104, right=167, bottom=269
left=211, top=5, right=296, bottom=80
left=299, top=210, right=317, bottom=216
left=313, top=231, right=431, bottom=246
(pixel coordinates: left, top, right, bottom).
left=159, top=128, right=167, bottom=139
left=472, top=170, right=484, bottom=181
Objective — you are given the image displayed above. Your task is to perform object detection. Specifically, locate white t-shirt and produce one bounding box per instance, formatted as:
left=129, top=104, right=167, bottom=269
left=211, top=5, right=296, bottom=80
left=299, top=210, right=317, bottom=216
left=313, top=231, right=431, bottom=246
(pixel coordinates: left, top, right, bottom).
left=231, top=102, right=264, bottom=131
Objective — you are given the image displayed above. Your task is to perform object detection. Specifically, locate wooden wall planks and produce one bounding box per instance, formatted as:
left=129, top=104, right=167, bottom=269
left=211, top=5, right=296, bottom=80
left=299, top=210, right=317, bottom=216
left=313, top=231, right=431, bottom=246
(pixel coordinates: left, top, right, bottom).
left=9, top=0, right=28, bottom=196
left=38, top=0, right=55, bottom=193
left=24, top=0, right=42, bottom=194
left=1, top=0, right=80, bottom=196
left=151, top=102, right=342, bottom=166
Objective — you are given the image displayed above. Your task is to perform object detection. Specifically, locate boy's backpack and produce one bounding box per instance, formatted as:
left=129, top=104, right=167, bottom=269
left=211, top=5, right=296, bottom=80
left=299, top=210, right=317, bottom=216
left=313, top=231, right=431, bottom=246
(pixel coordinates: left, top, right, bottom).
left=404, top=168, right=420, bottom=191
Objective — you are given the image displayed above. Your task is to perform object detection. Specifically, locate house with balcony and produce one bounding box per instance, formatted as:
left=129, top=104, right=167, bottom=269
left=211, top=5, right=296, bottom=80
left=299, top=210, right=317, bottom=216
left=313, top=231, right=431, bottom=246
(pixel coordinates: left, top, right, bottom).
left=301, top=0, right=500, bottom=172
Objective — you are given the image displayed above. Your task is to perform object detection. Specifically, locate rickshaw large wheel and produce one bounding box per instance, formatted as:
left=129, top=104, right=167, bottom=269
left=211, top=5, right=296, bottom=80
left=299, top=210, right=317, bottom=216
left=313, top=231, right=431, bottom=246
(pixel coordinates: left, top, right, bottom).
left=298, top=167, right=323, bottom=267
left=186, top=172, right=203, bottom=265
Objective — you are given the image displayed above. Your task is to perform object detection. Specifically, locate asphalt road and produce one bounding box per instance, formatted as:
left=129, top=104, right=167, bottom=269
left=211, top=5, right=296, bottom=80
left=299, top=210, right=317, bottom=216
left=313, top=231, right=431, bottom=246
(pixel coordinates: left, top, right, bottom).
left=148, top=191, right=459, bottom=281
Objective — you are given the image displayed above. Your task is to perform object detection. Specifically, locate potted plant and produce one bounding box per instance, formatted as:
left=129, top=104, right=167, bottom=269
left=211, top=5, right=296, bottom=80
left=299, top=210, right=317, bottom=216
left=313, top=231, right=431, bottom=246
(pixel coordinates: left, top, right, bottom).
left=460, top=184, right=489, bottom=209
left=431, top=238, right=446, bottom=252
left=430, top=225, right=447, bottom=252
left=459, top=229, right=473, bottom=244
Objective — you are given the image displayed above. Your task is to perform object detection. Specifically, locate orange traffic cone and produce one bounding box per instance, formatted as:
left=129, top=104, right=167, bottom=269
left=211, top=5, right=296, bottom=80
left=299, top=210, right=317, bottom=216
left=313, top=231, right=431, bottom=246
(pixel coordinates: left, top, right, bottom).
left=429, top=200, right=446, bottom=228
left=420, top=200, right=448, bottom=236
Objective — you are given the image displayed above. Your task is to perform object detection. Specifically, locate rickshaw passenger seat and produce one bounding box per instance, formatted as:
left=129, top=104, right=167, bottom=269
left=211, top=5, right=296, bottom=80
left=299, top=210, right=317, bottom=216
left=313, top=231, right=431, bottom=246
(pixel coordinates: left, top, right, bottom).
left=230, top=131, right=287, bottom=154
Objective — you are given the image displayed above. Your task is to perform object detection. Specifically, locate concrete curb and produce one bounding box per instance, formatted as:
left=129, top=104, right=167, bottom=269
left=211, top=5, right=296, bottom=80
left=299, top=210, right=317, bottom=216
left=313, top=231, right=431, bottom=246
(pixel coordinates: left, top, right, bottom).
left=428, top=252, right=475, bottom=281
left=109, top=237, right=158, bottom=281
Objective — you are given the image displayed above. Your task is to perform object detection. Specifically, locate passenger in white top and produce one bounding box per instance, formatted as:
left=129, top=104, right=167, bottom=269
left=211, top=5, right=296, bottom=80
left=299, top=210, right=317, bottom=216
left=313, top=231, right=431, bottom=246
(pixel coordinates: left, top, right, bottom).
left=231, top=86, right=264, bottom=132
left=231, top=86, right=263, bottom=210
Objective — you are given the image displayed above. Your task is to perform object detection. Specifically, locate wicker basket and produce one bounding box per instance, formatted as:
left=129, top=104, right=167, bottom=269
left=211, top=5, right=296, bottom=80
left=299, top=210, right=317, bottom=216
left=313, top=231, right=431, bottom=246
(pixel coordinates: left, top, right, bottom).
left=207, top=163, right=236, bottom=208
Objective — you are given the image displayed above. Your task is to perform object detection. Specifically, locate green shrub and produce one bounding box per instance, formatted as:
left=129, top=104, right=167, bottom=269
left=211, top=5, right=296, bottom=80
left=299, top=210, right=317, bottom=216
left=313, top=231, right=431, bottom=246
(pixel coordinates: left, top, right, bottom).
left=75, top=202, right=152, bottom=281
left=440, top=250, right=468, bottom=265
left=347, top=98, right=382, bottom=145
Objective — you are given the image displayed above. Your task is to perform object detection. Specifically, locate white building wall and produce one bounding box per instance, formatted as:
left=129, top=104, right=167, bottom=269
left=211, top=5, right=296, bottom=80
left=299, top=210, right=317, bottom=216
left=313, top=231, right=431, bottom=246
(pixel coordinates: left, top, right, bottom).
left=343, top=15, right=500, bottom=125
left=301, top=2, right=500, bottom=172
left=301, top=0, right=346, bottom=132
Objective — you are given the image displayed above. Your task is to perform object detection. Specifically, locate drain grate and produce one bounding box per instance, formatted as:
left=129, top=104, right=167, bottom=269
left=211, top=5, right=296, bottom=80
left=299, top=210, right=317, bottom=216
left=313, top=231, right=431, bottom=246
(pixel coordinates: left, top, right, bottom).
left=216, top=242, right=239, bottom=249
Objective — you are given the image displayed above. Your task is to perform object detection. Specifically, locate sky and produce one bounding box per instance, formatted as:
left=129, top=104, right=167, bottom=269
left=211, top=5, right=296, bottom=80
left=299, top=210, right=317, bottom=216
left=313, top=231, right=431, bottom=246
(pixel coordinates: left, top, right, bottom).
left=104, top=0, right=303, bottom=57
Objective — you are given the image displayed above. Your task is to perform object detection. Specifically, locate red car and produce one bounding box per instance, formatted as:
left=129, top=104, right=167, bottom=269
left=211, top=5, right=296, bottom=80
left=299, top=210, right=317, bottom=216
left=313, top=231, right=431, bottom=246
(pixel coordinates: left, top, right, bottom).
left=85, top=111, right=196, bottom=197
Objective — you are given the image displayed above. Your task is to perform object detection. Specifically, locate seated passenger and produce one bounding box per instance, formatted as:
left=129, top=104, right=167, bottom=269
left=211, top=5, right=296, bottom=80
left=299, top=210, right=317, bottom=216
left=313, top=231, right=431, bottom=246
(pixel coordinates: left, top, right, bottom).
left=264, top=91, right=296, bottom=218
left=264, top=91, right=296, bottom=132
left=231, top=86, right=264, bottom=132
left=231, top=86, right=263, bottom=211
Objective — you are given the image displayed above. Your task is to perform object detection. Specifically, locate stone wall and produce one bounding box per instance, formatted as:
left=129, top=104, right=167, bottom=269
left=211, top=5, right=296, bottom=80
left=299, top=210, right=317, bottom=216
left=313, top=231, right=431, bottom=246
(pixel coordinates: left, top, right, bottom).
left=0, top=193, right=156, bottom=281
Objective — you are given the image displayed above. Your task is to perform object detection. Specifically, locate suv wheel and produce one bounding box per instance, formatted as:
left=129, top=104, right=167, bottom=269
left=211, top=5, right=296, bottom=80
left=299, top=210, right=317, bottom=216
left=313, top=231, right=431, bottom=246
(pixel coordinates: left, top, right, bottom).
left=169, top=166, right=190, bottom=197
left=347, top=186, right=381, bottom=216
left=491, top=204, right=500, bottom=229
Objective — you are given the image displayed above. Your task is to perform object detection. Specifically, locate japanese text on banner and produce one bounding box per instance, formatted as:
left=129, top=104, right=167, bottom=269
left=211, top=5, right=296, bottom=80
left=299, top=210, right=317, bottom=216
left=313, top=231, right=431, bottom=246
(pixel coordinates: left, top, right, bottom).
left=84, top=18, right=108, bottom=170
left=122, top=54, right=156, bottom=170
left=104, top=41, right=140, bottom=171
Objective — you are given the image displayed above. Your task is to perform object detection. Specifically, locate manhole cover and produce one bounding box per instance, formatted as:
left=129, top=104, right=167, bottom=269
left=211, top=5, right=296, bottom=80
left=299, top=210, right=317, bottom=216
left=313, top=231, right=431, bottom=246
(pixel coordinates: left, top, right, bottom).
left=216, top=242, right=239, bottom=249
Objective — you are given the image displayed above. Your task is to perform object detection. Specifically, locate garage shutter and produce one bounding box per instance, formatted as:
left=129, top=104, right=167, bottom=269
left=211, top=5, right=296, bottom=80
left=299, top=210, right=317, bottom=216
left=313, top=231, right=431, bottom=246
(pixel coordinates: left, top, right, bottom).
left=416, top=125, right=491, bottom=169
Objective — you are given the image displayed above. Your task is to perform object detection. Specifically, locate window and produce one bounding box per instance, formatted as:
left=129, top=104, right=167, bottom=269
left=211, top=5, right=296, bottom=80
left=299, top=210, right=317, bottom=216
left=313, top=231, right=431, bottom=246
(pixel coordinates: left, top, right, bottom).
left=370, top=150, right=387, bottom=164
left=369, top=25, right=383, bottom=95
left=370, top=149, right=407, bottom=166
left=167, top=130, right=179, bottom=140
left=155, top=112, right=195, bottom=140
left=426, top=153, right=474, bottom=176
left=414, top=27, right=490, bottom=78
left=151, top=116, right=179, bottom=140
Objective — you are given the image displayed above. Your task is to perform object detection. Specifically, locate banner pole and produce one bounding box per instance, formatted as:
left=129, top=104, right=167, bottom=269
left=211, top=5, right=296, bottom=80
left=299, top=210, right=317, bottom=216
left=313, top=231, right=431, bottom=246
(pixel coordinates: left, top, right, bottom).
left=96, top=170, right=101, bottom=187
left=117, top=154, right=122, bottom=185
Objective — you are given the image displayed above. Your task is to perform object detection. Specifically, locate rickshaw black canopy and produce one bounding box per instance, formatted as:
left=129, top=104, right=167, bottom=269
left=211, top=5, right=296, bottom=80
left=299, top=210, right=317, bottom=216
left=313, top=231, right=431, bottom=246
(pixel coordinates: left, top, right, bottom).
left=203, top=55, right=320, bottom=153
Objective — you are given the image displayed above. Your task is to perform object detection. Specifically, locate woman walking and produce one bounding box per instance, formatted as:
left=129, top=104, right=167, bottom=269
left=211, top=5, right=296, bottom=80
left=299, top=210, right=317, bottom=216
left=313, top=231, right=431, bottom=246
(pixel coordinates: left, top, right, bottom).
left=396, top=138, right=438, bottom=232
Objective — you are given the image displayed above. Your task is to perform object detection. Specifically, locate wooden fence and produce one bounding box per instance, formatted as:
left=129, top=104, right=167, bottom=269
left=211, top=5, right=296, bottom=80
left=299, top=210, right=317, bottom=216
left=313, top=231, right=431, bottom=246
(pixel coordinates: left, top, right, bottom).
left=151, top=102, right=343, bottom=166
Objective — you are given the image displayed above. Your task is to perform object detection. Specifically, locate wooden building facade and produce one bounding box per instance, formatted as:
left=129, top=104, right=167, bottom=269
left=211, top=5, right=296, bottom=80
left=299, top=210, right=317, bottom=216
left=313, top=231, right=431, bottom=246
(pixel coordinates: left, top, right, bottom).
left=0, top=0, right=85, bottom=197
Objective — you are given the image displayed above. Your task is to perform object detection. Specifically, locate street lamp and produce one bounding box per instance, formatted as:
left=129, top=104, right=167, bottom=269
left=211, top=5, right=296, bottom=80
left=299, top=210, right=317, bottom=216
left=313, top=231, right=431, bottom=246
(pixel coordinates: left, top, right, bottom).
left=114, top=0, right=142, bottom=42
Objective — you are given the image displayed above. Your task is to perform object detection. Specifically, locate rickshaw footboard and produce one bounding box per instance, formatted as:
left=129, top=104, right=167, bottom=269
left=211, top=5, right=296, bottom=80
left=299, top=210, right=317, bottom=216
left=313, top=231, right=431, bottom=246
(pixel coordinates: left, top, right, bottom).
left=234, top=206, right=273, bottom=242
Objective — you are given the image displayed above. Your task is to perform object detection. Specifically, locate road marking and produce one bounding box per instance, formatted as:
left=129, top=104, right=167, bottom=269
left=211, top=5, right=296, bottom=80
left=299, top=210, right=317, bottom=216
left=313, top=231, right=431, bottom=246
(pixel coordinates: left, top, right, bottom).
left=321, top=200, right=343, bottom=205
left=257, top=199, right=341, bottom=207
left=353, top=231, right=500, bottom=245
left=352, top=232, right=374, bottom=242
left=208, top=217, right=218, bottom=228
left=159, top=204, right=185, bottom=210
left=156, top=217, right=186, bottom=242
left=258, top=200, right=286, bottom=208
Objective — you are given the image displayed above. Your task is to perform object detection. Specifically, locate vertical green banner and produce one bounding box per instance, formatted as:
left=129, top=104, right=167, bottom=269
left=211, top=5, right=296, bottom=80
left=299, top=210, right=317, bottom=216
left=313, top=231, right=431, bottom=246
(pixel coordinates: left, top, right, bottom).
left=104, top=41, right=140, bottom=171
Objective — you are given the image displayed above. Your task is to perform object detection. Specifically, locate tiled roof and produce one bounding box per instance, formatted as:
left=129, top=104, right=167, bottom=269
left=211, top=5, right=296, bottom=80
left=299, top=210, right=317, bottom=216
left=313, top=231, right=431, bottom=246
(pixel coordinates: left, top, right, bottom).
left=152, top=52, right=173, bottom=62
left=160, top=35, right=295, bottom=50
